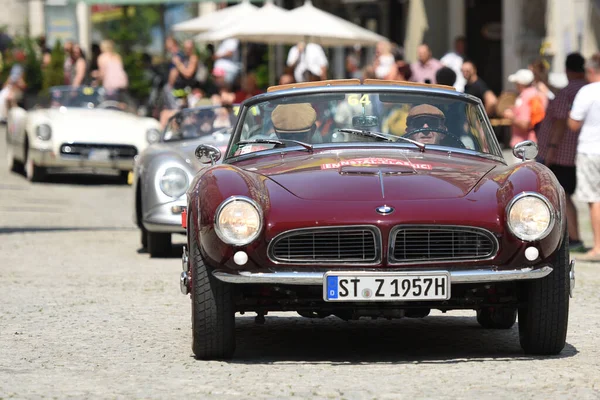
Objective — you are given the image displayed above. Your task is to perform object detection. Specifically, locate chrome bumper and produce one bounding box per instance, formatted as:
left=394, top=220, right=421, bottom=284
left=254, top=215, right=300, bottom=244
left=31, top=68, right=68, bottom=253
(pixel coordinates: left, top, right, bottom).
left=212, top=266, right=553, bottom=286
left=31, top=148, right=134, bottom=170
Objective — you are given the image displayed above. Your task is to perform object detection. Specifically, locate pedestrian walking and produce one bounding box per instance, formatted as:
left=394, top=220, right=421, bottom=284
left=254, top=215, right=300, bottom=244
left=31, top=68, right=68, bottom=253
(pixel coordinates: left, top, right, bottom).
left=537, top=53, right=587, bottom=252
left=286, top=41, right=328, bottom=83
left=97, top=39, right=128, bottom=98
left=410, top=44, right=442, bottom=84
left=441, top=36, right=467, bottom=91
left=70, top=44, right=87, bottom=88
left=568, top=53, right=600, bottom=261
left=461, top=60, right=497, bottom=116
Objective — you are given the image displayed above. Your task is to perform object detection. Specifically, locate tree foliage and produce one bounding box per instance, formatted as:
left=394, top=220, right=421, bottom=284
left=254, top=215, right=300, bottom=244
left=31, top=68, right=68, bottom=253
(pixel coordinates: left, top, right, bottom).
left=42, top=40, right=65, bottom=93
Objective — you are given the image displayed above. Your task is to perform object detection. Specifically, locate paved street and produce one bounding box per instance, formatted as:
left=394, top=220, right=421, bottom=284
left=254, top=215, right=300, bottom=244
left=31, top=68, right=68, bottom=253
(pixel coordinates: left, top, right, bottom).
left=1, top=125, right=599, bottom=399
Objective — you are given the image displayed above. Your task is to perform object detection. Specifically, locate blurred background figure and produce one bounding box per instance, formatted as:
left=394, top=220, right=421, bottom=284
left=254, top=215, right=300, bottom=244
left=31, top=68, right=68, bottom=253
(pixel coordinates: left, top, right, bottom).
left=503, top=68, right=545, bottom=148
left=213, top=38, right=240, bottom=85
left=70, top=44, right=87, bottom=87
left=568, top=53, right=600, bottom=261
left=286, top=41, right=328, bottom=83
left=536, top=52, right=587, bottom=252
left=529, top=58, right=558, bottom=104
left=36, top=35, right=51, bottom=68
left=373, top=41, right=394, bottom=79
left=441, top=36, right=467, bottom=91
left=410, top=44, right=442, bottom=84
left=234, top=72, right=262, bottom=103
left=278, top=71, right=295, bottom=85
left=345, top=53, right=362, bottom=80
left=63, top=41, right=74, bottom=85
left=435, top=66, right=457, bottom=87
left=0, top=48, right=26, bottom=122
left=97, top=39, right=128, bottom=98
left=87, top=43, right=101, bottom=86
left=461, top=60, right=497, bottom=116
left=172, top=39, right=199, bottom=90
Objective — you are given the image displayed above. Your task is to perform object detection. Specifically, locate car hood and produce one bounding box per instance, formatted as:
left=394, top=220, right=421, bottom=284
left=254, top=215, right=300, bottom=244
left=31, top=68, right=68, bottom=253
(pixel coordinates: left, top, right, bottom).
left=240, top=149, right=498, bottom=201
left=43, top=108, right=154, bottom=143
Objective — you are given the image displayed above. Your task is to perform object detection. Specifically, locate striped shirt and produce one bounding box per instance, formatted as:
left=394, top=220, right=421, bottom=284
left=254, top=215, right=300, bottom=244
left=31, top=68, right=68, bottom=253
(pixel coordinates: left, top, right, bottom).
left=537, top=79, right=587, bottom=166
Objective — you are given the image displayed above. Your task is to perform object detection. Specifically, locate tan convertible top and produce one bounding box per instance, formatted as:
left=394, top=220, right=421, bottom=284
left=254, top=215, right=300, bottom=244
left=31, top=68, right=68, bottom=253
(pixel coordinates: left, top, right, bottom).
left=267, top=78, right=456, bottom=93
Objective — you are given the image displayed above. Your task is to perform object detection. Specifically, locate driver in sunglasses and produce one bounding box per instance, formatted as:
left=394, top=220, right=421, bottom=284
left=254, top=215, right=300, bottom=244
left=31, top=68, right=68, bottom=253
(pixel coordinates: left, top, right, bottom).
left=404, top=104, right=447, bottom=145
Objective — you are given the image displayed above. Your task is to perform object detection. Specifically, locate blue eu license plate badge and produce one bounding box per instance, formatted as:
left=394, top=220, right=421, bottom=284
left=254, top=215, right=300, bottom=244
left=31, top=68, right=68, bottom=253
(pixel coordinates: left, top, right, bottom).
left=326, top=276, right=338, bottom=300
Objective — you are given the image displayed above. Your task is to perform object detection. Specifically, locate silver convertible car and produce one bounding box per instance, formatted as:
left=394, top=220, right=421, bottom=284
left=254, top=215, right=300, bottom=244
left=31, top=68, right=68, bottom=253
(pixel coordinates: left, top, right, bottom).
left=133, top=105, right=237, bottom=257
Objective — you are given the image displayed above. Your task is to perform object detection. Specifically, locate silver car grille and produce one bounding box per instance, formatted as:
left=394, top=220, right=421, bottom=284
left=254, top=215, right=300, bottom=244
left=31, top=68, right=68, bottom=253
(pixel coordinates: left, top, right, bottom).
left=389, top=226, right=498, bottom=263
left=60, top=143, right=138, bottom=159
left=268, top=226, right=381, bottom=264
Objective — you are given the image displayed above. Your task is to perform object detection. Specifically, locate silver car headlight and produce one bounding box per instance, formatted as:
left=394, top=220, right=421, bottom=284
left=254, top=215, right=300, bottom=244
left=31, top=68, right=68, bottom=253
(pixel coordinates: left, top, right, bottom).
left=507, top=193, right=555, bottom=241
left=147, top=128, right=161, bottom=144
left=159, top=167, right=189, bottom=198
left=215, top=196, right=262, bottom=246
left=36, top=124, right=52, bottom=140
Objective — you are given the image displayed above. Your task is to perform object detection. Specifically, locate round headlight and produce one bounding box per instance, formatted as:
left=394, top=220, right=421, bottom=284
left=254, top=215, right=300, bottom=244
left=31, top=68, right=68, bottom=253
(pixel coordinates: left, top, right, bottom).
left=507, top=194, right=554, bottom=241
left=159, top=167, right=189, bottom=198
left=36, top=124, right=52, bottom=140
left=147, top=128, right=161, bottom=144
left=215, top=197, right=262, bottom=246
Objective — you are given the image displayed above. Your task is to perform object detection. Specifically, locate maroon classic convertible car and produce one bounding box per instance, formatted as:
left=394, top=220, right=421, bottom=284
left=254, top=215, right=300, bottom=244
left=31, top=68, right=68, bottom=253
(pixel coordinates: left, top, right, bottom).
left=180, top=79, right=573, bottom=359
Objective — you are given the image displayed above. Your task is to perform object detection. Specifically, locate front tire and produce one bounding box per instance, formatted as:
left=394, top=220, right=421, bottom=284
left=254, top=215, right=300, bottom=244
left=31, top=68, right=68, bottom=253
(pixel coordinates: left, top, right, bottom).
left=518, top=229, right=570, bottom=355
left=190, top=226, right=235, bottom=359
left=477, top=307, right=517, bottom=329
left=147, top=231, right=172, bottom=258
left=24, top=141, right=46, bottom=182
left=7, top=145, right=23, bottom=174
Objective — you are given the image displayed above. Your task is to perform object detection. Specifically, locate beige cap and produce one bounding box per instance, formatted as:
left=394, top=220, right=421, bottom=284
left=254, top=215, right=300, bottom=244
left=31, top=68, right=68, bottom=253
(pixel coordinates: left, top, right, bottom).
left=407, top=104, right=445, bottom=120
left=271, top=103, right=317, bottom=134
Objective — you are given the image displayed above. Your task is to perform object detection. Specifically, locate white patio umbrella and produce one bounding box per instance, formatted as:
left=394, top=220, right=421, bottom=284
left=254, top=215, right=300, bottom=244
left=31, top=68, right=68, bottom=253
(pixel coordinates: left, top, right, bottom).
left=172, top=0, right=258, bottom=34
left=195, top=0, right=386, bottom=46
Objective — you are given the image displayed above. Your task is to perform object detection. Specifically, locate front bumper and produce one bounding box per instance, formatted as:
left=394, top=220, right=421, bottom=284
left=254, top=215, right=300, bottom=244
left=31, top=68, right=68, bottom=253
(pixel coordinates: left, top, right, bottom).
left=31, top=148, right=134, bottom=171
left=211, top=266, right=553, bottom=285
left=143, top=201, right=186, bottom=233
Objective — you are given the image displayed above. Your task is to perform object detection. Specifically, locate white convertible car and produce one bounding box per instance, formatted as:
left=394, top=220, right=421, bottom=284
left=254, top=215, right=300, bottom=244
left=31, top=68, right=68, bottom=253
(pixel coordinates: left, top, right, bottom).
left=5, top=86, right=162, bottom=182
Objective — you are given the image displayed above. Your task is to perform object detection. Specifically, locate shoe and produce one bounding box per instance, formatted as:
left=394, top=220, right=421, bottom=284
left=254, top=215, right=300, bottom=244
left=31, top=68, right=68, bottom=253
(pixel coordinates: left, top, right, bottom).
left=575, top=250, right=600, bottom=262
left=569, top=240, right=586, bottom=253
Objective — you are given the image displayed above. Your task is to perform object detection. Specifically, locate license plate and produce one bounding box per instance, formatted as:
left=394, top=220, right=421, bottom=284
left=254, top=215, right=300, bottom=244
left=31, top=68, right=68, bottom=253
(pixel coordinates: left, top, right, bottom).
left=88, top=149, right=111, bottom=161
left=323, top=272, right=451, bottom=302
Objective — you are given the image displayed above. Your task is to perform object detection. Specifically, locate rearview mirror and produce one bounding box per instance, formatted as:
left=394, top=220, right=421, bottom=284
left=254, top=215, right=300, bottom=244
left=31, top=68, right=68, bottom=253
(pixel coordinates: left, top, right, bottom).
left=352, top=115, right=379, bottom=129
left=512, top=140, right=538, bottom=161
left=195, top=144, right=222, bottom=165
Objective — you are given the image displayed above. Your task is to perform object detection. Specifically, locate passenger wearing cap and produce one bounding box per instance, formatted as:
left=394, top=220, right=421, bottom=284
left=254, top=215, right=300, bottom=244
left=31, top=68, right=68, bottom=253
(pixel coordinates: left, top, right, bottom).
left=403, top=104, right=448, bottom=145
left=503, top=68, right=546, bottom=148
left=271, top=103, right=318, bottom=143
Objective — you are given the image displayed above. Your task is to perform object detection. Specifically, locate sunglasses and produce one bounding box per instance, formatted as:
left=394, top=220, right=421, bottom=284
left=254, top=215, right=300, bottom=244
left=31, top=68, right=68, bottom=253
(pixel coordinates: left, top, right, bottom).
left=407, top=115, right=444, bottom=129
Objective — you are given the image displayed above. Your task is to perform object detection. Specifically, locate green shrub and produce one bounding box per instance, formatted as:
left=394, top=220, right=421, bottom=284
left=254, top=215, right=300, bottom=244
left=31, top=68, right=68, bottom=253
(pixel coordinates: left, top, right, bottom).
left=42, top=40, right=65, bottom=93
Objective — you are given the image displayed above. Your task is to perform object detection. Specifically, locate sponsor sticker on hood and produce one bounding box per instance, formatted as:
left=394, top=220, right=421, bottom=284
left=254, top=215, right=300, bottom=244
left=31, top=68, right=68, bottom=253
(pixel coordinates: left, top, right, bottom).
left=320, top=157, right=432, bottom=170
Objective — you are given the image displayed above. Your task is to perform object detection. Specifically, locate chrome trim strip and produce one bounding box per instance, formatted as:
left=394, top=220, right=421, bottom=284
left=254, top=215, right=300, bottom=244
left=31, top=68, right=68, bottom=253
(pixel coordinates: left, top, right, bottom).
left=388, top=225, right=500, bottom=265
left=266, top=225, right=383, bottom=265
left=212, top=266, right=553, bottom=285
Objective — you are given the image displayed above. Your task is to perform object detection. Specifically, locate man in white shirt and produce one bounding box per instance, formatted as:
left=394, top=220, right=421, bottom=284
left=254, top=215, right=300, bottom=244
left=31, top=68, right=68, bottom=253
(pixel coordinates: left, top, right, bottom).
left=440, top=36, right=467, bottom=92
left=286, top=42, right=328, bottom=83
left=568, top=53, right=600, bottom=261
left=213, top=38, right=240, bottom=85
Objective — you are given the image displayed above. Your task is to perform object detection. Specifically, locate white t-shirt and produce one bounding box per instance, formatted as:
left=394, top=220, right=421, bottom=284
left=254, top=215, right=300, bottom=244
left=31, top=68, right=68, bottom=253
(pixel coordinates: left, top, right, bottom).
left=570, top=82, right=600, bottom=155
left=286, top=43, right=328, bottom=83
left=375, top=54, right=395, bottom=79
left=214, top=38, right=240, bottom=76
left=440, top=51, right=466, bottom=92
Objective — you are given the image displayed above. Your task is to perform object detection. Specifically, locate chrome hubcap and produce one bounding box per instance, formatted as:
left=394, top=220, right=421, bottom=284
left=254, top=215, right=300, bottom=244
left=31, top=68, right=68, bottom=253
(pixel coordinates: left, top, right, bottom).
left=569, top=260, right=575, bottom=298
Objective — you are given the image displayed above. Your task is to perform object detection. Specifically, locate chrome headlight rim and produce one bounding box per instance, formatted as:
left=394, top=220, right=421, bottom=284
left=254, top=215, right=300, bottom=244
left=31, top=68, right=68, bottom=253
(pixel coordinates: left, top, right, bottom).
left=36, top=124, right=52, bottom=141
left=506, top=192, right=555, bottom=242
left=146, top=128, right=161, bottom=144
left=158, top=166, right=189, bottom=198
left=214, top=196, right=263, bottom=246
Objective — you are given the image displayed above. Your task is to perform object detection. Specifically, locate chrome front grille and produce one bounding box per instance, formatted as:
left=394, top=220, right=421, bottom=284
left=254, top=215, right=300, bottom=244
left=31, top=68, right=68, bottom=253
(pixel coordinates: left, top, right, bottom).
left=268, top=226, right=380, bottom=264
left=389, top=226, right=497, bottom=263
left=60, top=143, right=138, bottom=159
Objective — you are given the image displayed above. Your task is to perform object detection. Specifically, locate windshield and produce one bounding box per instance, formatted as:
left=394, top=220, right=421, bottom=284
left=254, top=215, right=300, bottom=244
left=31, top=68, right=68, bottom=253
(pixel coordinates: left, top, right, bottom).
left=227, top=91, right=502, bottom=158
left=162, top=105, right=239, bottom=142
left=49, top=86, right=109, bottom=108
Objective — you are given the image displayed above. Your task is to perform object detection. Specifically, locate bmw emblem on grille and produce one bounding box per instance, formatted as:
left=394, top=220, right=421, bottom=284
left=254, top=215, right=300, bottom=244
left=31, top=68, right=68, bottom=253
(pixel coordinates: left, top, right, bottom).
left=376, top=205, right=394, bottom=215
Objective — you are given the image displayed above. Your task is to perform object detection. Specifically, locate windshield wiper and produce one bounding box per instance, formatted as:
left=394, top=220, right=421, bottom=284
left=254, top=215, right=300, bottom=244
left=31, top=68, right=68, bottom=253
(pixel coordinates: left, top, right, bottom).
left=337, top=128, right=425, bottom=152
left=236, top=139, right=314, bottom=153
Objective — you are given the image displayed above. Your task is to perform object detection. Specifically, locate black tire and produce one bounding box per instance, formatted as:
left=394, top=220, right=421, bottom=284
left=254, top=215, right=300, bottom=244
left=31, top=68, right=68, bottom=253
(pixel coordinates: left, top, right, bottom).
left=477, top=307, right=517, bottom=329
left=140, top=226, right=148, bottom=249
left=119, top=170, right=131, bottom=185
left=6, top=145, right=23, bottom=174
left=190, top=226, right=235, bottom=359
left=24, top=140, right=46, bottom=182
left=147, top=231, right=172, bottom=258
left=518, top=229, right=570, bottom=355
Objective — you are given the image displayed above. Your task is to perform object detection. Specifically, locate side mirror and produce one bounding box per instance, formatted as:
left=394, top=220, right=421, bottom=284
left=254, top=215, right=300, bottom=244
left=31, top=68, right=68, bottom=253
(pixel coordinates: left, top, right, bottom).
left=512, top=140, right=538, bottom=161
left=195, top=144, right=222, bottom=165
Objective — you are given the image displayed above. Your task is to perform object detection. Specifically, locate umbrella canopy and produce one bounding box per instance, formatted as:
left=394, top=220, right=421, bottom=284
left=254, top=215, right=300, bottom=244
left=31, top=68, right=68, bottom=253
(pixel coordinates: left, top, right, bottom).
left=194, top=1, right=289, bottom=43
left=195, top=0, right=386, bottom=47
left=172, top=0, right=258, bottom=34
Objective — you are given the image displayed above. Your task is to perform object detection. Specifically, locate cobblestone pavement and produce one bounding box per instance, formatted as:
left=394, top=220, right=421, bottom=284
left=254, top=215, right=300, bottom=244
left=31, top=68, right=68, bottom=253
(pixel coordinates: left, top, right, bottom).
left=1, top=128, right=599, bottom=399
